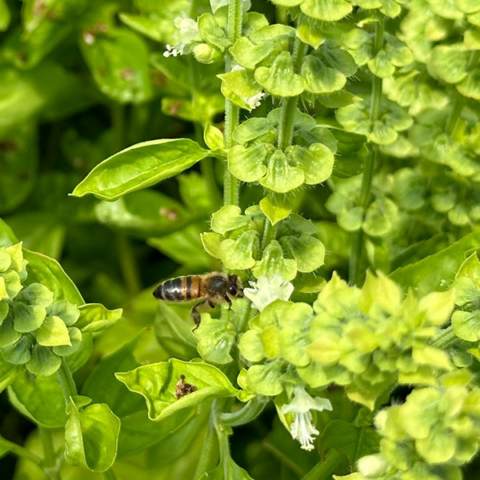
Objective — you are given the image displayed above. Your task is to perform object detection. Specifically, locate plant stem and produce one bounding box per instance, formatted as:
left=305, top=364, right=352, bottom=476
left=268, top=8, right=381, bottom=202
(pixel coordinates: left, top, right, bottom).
left=111, top=104, right=142, bottom=297
left=193, top=411, right=219, bottom=479
left=216, top=420, right=231, bottom=477
left=223, top=0, right=243, bottom=206
left=445, top=51, right=480, bottom=135
left=431, top=325, right=456, bottom=349
left=300, top=450, right=347, bottom=480
left=39, top=428, right=60, bottom=480
left=111, top=103, right=126, bottom=152
left=349, top=18, right=384, bottom=286
left=445, top=94, right=463, bottom=135
left=349, top=146, right=379, bottom=285
left=237, top=296, right=252, bottom=331
left=117, top=233, right=142, bottom=297
left=278, top=39, right=308, bottom=150
left=219, top=396, right=268, bottom=427
left=56, top=359, right=77, bottom=404
left=189, top=32, right=221, bottom=208
left=103, top=468, right=118, bottom=480
left=260, top=218, right=276, bottom=250
left=201, top=157, right=222, bottom=208
left=0, top=434, right=44, bottom=469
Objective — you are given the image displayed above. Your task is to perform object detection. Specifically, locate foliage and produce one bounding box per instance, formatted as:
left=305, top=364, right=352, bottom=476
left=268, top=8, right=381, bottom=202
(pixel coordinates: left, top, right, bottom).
left=1, top=0, right=480, bottom=479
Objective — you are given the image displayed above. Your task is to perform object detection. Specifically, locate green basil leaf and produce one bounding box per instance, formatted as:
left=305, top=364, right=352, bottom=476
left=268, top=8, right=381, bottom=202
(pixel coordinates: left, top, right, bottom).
left=390, top=231, right=480, bottom=295
left=321, top=420, right=380, bottom=466
left=200, top=457, right=254, bottom=480
left=23, top=249, right=84, bottom=305
left=81, top=333, right=145, bottom=417
left=80, top=28, right=152, bottom=104
left=8, top=370, right=67, bottom=427
left=0, top=219, right=18, bottom=248
left=72, top=139, right=209, bottom=201
left=76, top=304, right=123, bottom=333
left=300, top=0, right=353, bottom=21
left=115, top=359, right=239, bottom=421
left=65, top=398, right=120, bottom=472
left=0, top=124, right=38, bottom=215
left=0, top=0, right=10, bottom=31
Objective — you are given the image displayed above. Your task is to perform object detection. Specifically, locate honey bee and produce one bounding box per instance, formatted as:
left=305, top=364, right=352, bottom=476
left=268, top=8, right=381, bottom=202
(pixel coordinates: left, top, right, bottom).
left=153, top=272, right=244, bottom=328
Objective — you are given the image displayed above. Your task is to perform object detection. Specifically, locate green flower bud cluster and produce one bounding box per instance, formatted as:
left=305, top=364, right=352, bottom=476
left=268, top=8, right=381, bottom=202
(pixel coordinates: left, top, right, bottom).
left=202, top=206, right=325, bottom=277
left=338, top=371, right=480, bottom=480
left=269, top=0, right=404, bottom=21
left=383, top=70, right=449, bottom=118
left=326, top=176, right=399, bottom=237
left=408, top=106, right=480, bottom=181
left=238, top=298, right=314, bottom=396
left=0, top=243, right=82, bottom=376
left=336, top=97, right=412, bottom=146
left=269, top=0, right=354, bottom=22
left=237, top=272, right=455, bottom=407
left=222, top=25, right=357, bottom=109
left=343, top=29, right=413, bottom=79
left=227, top=108, right=336, bottom=193
left=400, top=0, right=480, bottom=63
left=165, top=6, right=270, bottom=64
left=390, top=168, right=480, bottom=230
left=304, top=273, right=455, bottom=408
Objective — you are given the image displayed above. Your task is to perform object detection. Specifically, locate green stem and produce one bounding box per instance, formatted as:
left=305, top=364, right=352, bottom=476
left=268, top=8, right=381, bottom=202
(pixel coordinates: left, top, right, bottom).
left=223, top=103, right=240, bottom=206
left=431, top=325, right=456, bottom=349
left=56, top=359, right=77, bottom=404
left=219, top=396, right=269, bottom=427
left=216, top=422, right=231, bottom=476
left=193, top=413, right=219, bottom=480
left=300, top=450, right=347, bottom=480
left=237, top=296, right=252, bottom=333
left=111, top=103, right=126, bottom=152
left=201, top=157, right=222, bottom=208
left=39, top=428, right=60, bottom=480
left=349, top=18, right=384, bottom=286
left=445, top=94, right=463, bottom=135
left=0, top=435, right=44, bottom=469
left=260, top=218, right=276, bottom=250
left=103, top=469, right=118, bottom=480
left=223, top=0, right=243, bottom=206
left=189, top=36, right=221, bottom=208
left=111, top=103, right=141, bottom=297
left=117, top=233, right=142, bottom=297
left=445, top=51, right=480, bottom=135
left=278, top=39, right=308, bottom=150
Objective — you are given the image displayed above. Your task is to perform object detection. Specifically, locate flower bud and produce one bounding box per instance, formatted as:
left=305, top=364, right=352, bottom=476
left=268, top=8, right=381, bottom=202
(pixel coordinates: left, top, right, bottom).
left=357, top=455, right=388, bottom=478
left=193, top=43, right=222, bottom=64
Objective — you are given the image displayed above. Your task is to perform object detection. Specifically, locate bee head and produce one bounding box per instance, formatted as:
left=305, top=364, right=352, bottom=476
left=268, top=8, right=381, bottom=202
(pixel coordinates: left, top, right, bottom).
left=227, top=275, right=244, bottom=298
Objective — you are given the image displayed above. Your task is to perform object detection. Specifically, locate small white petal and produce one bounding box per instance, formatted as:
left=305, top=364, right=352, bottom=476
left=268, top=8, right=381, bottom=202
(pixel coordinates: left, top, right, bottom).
left=281, top=387, right=332, bottom=451
left=231, top=64, right=246, bottom=72
left=244, top=275, right=294, bottom=311
left=244, top=91, right=265, bottom=109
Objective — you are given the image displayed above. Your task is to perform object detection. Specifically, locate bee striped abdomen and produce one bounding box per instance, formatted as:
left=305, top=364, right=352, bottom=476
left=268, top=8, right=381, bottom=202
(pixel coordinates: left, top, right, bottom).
left=154, top=278, right=183, bottom=301
left=153, top=276, right=202, bottom=302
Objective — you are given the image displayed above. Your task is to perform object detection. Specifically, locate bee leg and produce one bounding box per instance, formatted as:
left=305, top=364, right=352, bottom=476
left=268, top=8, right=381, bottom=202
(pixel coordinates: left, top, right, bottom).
left=191, top=299, right=214, bottom=331
left=224, top=295, right=232, bottom=309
